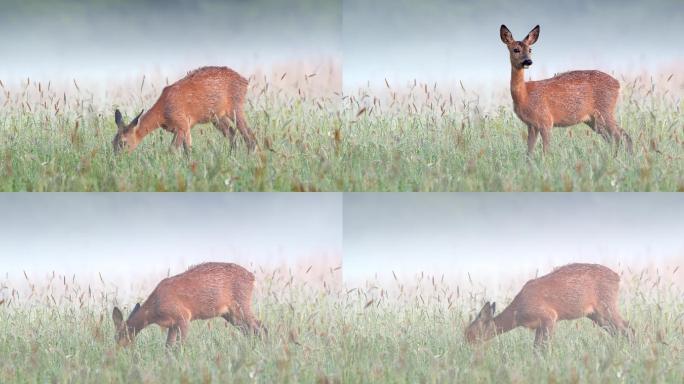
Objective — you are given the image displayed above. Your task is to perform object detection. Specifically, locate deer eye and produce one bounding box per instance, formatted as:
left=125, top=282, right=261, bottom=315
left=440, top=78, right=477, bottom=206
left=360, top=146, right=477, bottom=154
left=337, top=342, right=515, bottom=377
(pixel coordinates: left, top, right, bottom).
left=513, top=48, right=520, bottom=53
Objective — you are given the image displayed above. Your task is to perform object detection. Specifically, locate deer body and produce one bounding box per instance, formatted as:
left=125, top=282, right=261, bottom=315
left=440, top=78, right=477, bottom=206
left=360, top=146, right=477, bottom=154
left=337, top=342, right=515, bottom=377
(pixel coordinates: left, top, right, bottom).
left=465, top=263, right=630, bottom=347
left=113, top=66, right=255, bottom=152
left=112, top=262, right=263, bottom=347
left=501, top=25, right=632, bottom=154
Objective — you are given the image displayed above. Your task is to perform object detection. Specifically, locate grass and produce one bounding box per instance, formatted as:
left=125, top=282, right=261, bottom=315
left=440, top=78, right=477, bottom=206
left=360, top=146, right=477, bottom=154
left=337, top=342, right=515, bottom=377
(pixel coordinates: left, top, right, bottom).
left=0, top=62, right=343, bottom=192
left=342, top=73, right=684, bottom=191
left=1, top=66, right=682, bottom=191
left=1, top=265, right=682, bottom=383
left=0, top=264, right=345, bottom=383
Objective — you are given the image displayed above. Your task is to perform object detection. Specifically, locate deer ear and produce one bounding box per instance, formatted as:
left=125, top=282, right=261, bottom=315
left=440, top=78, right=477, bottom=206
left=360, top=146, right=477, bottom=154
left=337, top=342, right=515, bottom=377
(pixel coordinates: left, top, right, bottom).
left=500, top=25, right=514, bottom=45
left=130, top=109, right=144, bottom=127
left=479, top=302, right=493, bottom=320
left=114, top=109, right=124, bottom=130
left=130, top=303, right=141, bottom=317
left=491, top=302, right=496, bottom=315
left=112, top=307, right=124, bottom=326
left=523, top=25, right=540, bottom=45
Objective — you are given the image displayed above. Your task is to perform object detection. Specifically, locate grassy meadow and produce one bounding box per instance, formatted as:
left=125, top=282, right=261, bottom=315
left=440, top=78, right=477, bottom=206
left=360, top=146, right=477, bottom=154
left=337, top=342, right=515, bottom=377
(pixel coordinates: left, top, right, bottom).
left=1, top=65, right=682, bottom=191
left=1, top=265, right=682, bottom=383
left=342, top=72, right=684, bottom=191
left=0, top=61, right=343, bottom=192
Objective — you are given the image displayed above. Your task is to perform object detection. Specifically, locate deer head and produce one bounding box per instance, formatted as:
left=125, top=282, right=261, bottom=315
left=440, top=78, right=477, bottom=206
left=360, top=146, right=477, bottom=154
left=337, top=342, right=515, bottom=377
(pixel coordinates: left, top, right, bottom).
left=464, top=301, right=497, bottom=344
left=112, top=303, right=141, bottom=347
left=112, top=109, right=144, bottom=153
left=500, top=25, right=539, bottom=70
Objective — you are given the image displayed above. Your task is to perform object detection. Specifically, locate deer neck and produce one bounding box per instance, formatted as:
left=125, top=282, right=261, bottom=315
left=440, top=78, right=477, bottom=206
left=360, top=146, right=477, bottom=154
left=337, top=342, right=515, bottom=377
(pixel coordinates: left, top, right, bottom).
left=493, top=305, right=518, bottom=334
left=134, top=105, right=164, bottom=143
left=510, top=67, right=528, bottom=107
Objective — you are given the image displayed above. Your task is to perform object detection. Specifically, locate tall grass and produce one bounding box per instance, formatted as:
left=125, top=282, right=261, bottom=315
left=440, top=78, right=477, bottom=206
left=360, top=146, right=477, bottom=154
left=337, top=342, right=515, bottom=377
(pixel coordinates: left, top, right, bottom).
left=341, top=71, right=683, bottom=191
left=0, top=60, right=342, bottom=191
left=0, top=263, right=344, bottom=383
left=1, top=66, right=682, bottom=191
left=1, top=265, right=681, bottom=383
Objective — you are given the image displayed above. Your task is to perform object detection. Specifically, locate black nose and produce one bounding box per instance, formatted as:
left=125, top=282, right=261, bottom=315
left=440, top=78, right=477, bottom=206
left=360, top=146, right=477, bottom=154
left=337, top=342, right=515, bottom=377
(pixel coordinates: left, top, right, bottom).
left=522, top=59, right=533, bottom=66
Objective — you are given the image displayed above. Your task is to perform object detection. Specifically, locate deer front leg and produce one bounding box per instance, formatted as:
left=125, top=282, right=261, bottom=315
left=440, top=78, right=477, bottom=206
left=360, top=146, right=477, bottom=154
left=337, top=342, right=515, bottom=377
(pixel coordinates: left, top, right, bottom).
left=171, top=124, right=192, bottom=153
left=527, top=125, right=539, bottom=155
left=534, top=320, right=555, bottom=348
left=531, top=308, right=557, bottom=348
left=177, top=318, right=190, bottom=343
left=539, top=126, right=552, bottom=155
left=166, top=326, right=179, bottom=347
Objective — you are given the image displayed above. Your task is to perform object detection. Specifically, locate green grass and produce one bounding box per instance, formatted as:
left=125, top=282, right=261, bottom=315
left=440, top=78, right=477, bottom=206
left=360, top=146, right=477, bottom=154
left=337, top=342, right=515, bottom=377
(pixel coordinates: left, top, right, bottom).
left=1, top=266, right=682, bottom=383
left=1, top=72, right=682, bottom=191
left=0, top=71, right=343, bottom=191
left=0, top=267, right=347, bottom=383
left=341, top=74, right=684, bottom=191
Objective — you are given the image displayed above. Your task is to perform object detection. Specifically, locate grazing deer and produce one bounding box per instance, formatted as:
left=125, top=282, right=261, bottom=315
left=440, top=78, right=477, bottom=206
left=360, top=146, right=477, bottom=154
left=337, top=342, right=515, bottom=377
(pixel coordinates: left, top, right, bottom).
left=465, top=263, right=631, bottom=347
left=112, top=66, right=255, bottom=153
left=112, top=262, right=265, bottom=347
left=499, top=25, right=632, bottom=154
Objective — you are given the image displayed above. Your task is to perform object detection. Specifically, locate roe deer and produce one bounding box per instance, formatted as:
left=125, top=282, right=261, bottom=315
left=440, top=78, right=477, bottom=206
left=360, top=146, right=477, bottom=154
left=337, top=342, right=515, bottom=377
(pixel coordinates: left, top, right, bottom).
left=113, top=66, right=255, bottom=153
left=111, top=262, right=265, bottom=347
left=499, top=25, right=633, bottom=154
left=465, top=263, right=631, bottom=347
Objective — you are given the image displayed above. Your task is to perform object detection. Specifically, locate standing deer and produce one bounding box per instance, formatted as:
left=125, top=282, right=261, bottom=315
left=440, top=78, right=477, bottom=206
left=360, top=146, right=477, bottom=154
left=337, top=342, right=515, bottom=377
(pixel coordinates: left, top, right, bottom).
left=465, top=263, right=631, bottom=347
left=112, top=262, right=265, bottom=347
left=499, top=25, right=632, bottom=154
left=112, top=66, right=255, bottom=153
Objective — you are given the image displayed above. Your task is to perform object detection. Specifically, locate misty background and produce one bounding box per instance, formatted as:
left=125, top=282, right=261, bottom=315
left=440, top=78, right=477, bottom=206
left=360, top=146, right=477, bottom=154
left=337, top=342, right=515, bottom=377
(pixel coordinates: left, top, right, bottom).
left=344, top=193, right=684, bottom=286
left=0, top=193, right=342, bottom=283
left=3, top=1, right=681, bottom=92
left=343, top=0, right=684, bottom=90
left=0, top=0, right=340, bottom=83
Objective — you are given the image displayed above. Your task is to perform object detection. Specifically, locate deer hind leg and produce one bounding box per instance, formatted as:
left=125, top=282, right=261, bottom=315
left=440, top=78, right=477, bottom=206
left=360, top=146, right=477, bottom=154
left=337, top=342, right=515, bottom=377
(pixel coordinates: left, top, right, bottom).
left=604, top=305, right=632, bottom=338
left=606, top=116, right=633, bottom=154
left=229, top=305, right=262, bottom=336
left=585, top=118, right=612, bottom=142
left=587, top=311, right=612, bottom=333
left=589, top=306, right=631, bottom=337
left=214, top=116, right=237, bottom=149
left=233, top=109, right=256, bottom=151
left=594, top=113, right=632, bottom=154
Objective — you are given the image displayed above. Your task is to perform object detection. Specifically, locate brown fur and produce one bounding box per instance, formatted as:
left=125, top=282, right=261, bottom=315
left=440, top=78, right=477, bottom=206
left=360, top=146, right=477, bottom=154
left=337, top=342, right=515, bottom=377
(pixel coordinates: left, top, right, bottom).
left=112, top=262, right=264, bottom=347
left=112, top=66, right=255, bottom=153
left=465, top=263, right=631, bottom=347
left=500, top=25, right=633, bottom=154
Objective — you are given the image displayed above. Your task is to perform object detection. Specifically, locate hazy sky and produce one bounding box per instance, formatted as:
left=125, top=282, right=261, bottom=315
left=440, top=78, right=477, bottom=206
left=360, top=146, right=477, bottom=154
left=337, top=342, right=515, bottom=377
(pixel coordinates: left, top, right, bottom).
left=2, top=193, right=683, bottom=287
left=0, top=0, right=340, bottom=82
left=343, top=0, right=684, bottom=89
left=344, top=193, right=684, bottom=284
left=3, top=1, right=681, bottom=93
left=0, top=193, right=342, bottom=280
